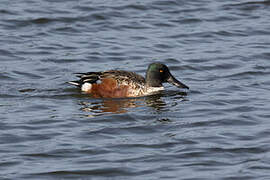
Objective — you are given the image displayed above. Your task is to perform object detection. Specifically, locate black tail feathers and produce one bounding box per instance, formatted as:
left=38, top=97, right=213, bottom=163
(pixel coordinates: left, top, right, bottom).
left=68, top=72, right=102, bottom=87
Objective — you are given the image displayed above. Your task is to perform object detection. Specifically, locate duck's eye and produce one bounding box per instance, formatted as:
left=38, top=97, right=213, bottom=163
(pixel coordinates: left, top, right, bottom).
left=159, top=69, right=163, bottom=73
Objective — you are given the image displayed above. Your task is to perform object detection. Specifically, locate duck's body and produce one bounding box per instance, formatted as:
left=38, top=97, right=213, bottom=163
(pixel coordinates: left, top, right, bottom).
left=68, top=63, right=189, bottom=98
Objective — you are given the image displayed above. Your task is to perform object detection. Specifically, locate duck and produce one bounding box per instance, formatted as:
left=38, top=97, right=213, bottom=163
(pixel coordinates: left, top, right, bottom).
left=68, top=63, right=189, bottom=98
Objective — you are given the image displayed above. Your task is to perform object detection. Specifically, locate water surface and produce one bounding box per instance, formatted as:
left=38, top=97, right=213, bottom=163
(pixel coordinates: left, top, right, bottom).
left=1, top=0, right=270, bottom=179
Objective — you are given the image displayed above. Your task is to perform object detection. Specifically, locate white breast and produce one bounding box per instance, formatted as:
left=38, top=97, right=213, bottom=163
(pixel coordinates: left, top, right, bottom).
left=145, top=86, right=164, bottom=94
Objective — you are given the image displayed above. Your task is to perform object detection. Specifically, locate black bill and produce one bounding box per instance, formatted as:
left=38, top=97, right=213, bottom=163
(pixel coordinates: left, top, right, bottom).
left=167, top=74, right=189, bottom=89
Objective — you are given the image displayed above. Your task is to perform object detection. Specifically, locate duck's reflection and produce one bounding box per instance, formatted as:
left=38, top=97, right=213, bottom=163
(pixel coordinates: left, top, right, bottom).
left=80, top=98, right=143, bottom=114
left=145, top=91, right=188, bottom=111
left=79, top=91, right=187, bottom=116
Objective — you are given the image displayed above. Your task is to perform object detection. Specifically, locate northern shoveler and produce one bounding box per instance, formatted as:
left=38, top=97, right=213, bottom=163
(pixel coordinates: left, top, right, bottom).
left=68, top=63, right=189, bottom=98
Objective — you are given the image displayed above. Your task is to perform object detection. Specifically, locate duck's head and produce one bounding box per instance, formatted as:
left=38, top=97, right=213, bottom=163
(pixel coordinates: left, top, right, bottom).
left=146, top=63, right=189, bottom=89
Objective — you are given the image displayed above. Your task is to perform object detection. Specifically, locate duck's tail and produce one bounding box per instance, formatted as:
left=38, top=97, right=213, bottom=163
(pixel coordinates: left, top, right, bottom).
left=67, top=80, right=81, bottom=87
left=67, top=72, right=102, bottom=87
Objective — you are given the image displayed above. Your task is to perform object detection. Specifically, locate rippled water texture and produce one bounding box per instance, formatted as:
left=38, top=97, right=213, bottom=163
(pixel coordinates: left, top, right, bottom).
left=1, top=0, right=270, bottom=179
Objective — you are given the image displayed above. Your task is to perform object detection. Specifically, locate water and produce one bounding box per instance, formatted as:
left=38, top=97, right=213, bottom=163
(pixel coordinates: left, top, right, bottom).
left=1, top=0, right=270, bottom=179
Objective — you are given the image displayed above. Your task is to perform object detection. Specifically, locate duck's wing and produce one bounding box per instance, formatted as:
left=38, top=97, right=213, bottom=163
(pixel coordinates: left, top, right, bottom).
left=102, top=70, right=145, bottom=86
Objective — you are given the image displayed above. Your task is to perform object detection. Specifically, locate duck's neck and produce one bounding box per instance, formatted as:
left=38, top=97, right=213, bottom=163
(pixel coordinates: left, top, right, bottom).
left=145, top=73, right=162, bottom=87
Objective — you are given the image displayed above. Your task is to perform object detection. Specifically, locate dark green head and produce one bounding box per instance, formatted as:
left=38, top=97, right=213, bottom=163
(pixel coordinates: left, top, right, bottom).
left=145, top=63, right=189, bottom=89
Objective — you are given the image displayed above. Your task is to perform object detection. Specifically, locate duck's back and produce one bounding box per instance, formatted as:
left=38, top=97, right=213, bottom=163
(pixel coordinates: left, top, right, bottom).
left=103, top=70, right=145, bottom=86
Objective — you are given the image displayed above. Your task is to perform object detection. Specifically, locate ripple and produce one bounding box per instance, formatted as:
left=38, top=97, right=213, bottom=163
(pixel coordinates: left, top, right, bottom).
left=12, top=71, right=43, bottom=79
left=224, top=70, right=270, bottom=79
left=30, top=168, right=139, bottom=177
left=223, top=1, right=270, bottom=11
left=115, top=4, right=149, bottom=11
left=30, top=17, right=53, bottom=24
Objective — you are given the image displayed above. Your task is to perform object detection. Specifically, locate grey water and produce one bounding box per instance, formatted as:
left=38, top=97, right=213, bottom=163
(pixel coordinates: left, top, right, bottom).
left=1, top=0, right=270, bottom=179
